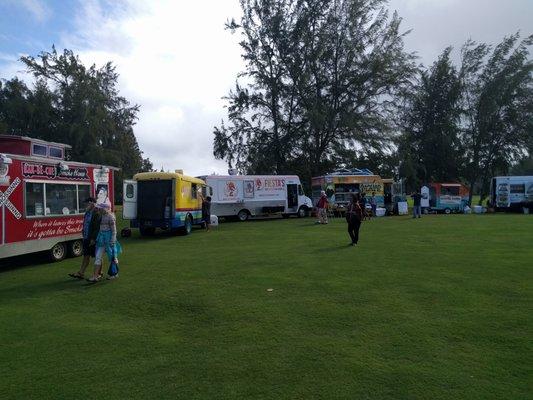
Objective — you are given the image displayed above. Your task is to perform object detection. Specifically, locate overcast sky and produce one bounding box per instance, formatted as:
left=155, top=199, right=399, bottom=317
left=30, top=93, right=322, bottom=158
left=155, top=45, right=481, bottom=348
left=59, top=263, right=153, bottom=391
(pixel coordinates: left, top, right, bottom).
left=0, top=0, right=531, bottom=176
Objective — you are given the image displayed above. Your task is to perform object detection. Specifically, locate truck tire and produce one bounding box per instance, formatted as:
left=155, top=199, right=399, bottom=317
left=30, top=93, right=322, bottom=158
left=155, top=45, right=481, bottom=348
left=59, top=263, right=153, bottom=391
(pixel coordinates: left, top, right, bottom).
left=297, top=206, right=308, bottom=218
left=140, top=226, right=155, bottom=236
left=444, top=208, right=451, bottom=215
left=237, top=210, right=249, bottom=222
left=50, top=242, right=67, bottom=262
left=121, top=227, right=132, bottom=238
left=69, top=240, right=83, bottom=258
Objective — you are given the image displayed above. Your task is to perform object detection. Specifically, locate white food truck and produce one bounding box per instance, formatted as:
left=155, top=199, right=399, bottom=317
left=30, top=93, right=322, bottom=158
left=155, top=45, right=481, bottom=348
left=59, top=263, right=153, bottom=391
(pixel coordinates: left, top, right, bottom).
left=199, top=173, right=313, bottom=221
left=490, top=176, right=533, bottom=210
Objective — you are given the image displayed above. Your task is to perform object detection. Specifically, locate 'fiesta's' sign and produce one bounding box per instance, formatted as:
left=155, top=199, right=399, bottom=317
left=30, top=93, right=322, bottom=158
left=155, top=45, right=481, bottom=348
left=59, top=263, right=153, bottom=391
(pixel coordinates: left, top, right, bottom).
left=256, top=178, right=285, bottom=190
left=22, top=163, right=89, bottom=180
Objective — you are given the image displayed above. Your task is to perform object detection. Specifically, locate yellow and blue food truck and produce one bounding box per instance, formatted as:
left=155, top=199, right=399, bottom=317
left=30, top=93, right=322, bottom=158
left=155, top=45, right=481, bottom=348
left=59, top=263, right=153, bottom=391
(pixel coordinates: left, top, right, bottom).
left=122, top=170, right=208, bottom=236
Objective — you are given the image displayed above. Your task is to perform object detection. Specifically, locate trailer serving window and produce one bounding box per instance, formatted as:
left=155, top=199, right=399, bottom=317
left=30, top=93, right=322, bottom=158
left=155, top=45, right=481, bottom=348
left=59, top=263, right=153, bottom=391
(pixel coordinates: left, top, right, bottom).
left=335, top=184, right=359, bottom=193
left=441, top=186, right=460, bottom=196
left=25, top=182, right=91, bottom=217
left=77, top=185, right=91, bottom=210
left=25, top=182, right=45, bottom=216
left=510, top=184, right=525, bottom=194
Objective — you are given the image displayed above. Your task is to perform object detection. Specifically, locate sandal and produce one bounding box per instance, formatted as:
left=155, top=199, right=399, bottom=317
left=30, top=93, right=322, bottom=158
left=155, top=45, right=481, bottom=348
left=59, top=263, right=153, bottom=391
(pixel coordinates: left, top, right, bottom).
left=68, top=272, right=84, bottom=279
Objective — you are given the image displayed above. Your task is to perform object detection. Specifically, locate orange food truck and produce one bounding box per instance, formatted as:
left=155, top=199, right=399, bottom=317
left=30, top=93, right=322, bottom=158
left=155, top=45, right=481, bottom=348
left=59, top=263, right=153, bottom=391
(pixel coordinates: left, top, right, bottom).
left=420, top=183, right=470, bottom=214
left=0, top=135, right=117, bottom=261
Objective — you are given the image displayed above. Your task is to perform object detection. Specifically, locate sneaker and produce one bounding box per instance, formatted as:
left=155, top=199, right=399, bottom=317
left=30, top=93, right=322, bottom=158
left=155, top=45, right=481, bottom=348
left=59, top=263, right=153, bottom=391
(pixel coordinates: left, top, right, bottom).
left=107, top=274, right=119, bottom=280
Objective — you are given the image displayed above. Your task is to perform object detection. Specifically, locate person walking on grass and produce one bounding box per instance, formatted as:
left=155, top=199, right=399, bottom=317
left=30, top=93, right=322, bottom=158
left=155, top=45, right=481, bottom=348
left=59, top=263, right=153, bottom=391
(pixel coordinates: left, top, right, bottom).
left=346, top=193, right=364, bottom=246
left=411, top=190, right=422, bottom=219
left=199, top=191, right=212, bottom=232
left=88, top=203, right=121, bottom=282
left=316, top=191, right=329, bottom=224
left=68, top=197, right=101, bottom=280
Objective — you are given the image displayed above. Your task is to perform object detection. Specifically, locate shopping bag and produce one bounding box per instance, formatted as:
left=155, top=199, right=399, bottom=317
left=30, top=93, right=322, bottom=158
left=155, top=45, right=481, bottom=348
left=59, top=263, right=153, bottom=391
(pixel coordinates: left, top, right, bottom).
left=107, top=248, right=119, bottom=277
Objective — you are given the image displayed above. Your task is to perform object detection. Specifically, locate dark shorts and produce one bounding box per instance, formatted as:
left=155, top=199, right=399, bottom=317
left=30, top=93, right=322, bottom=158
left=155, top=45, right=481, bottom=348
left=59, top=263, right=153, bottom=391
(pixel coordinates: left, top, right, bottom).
left=82, top=239, right=96, bottom=257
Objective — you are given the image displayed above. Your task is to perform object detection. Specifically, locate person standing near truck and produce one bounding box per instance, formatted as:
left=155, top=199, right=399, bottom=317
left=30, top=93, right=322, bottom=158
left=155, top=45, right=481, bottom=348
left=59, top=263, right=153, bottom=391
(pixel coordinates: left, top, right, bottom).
left=316, top=191, right=329, bottom=224
left=199, top=192, right=212, bottom=232
left=68, top=197, right=101, bottom=280
left=411, top=190, right=422, bottom=219
left=369, top=192, right=377, bottom=219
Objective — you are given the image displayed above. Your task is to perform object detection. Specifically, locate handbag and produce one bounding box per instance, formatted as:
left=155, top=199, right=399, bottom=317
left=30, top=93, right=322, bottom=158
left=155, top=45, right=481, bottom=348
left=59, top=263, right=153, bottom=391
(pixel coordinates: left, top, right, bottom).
left=107, top=247, right=119, bottom=277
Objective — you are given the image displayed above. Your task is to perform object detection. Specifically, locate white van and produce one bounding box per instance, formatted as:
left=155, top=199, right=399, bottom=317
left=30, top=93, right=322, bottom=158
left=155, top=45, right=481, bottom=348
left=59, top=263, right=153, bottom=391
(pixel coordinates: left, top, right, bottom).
left=490, top=176, right=533, bottom=210
left=199, top=174, right=313, bottom=221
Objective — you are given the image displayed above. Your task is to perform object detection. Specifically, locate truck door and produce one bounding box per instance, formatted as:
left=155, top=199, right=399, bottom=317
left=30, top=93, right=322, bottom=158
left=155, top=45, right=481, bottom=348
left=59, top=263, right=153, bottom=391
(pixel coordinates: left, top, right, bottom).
left=287, top=184, right=298, bottom=208
left=495, top=179, right=510, bottom=208
left=123, top=180, right=137, bottom=220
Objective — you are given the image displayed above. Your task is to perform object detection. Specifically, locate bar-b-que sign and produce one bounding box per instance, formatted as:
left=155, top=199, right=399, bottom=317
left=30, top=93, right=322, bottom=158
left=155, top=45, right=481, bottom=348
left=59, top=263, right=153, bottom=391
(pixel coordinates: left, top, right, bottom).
left=22, top=162, right=89, bottom=180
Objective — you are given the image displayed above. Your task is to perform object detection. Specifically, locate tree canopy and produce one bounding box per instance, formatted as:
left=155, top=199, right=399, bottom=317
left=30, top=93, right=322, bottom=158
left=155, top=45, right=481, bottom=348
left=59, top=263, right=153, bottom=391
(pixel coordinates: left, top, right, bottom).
left=214, top=0, right=416, bottom=185
left=0, top=47, right=152, bottom=199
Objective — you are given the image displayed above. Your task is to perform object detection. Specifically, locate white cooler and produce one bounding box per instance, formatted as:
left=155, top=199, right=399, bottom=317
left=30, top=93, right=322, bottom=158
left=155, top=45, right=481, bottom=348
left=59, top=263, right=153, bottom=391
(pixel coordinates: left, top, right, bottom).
left=473, top=205, right=483, bottom=214
left=375, top=207, right=386, bottom=217
left=210, top=215, right=219, bottom=226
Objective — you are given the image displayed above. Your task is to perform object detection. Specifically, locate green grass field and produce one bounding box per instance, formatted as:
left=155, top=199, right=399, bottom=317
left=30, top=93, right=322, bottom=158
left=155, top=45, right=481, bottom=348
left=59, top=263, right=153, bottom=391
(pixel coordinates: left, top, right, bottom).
left=1, top=213, right=531, bottom=399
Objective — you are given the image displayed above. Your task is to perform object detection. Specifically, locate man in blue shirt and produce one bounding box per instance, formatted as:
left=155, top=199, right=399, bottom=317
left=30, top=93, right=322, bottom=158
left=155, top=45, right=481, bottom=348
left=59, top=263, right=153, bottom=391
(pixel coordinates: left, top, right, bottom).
left=69, top=197, right=101, bottom=279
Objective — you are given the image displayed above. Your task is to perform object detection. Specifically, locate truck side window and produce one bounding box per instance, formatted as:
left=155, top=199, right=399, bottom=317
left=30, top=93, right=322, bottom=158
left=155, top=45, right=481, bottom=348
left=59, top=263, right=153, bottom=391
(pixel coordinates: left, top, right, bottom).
left=126, top=184, right=134, bottom=198
left=298, top=185, right=304, bottom=196
left=32, top=144, right=47, bottom=157
left=191, top=183, right=197, bottom=199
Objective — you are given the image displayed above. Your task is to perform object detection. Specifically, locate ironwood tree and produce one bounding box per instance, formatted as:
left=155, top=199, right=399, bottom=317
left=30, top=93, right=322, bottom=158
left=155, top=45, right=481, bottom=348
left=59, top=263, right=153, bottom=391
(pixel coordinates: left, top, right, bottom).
left=0, top=47, right=153, bottom=199
left=458, top=33, right=533, bottom=204
left=398, top=47, right=463, bottom=189
left=214, top=0, right=416, bottom=185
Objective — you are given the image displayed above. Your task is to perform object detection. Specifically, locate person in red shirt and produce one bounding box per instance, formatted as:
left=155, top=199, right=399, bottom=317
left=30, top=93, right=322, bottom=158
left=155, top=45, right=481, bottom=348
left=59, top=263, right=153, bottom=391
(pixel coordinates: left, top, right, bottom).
left=316, top=191, right=329, bottom=224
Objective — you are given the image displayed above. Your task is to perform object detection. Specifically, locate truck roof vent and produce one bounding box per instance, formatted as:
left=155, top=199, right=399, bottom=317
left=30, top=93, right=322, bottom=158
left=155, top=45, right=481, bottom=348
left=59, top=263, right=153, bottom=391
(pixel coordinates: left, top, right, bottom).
left=175, top=169, right=183, bottom=174
left=228, top=168, right=238, bottom=175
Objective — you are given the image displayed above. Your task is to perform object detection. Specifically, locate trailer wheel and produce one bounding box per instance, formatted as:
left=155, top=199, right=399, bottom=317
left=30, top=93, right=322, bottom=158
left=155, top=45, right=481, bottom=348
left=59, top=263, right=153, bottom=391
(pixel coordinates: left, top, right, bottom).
left=444, top=208, right=451, bottom=215
left=237, top=209, right=250, bottom=222
left=121, top=227, right=132, bottom=238
left=423, top=208, right=429, bottom=215
left=50, top=242, right=67, bottom=262
left=297, top=206, right=308, bottom=218
left=69, top=240, right=83, bottom=258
